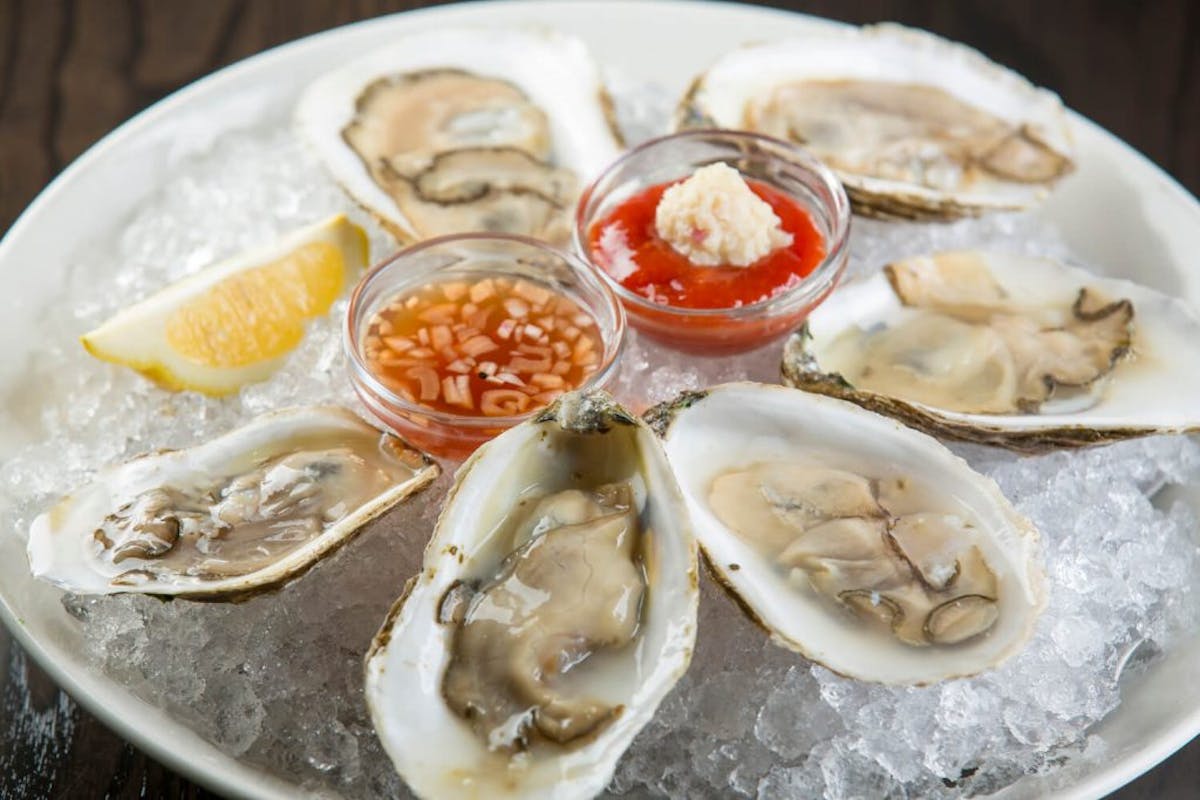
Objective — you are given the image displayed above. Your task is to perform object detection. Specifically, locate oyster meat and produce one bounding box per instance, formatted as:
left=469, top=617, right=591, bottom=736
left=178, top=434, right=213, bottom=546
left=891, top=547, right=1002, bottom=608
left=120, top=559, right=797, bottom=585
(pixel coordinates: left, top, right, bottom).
left=783, top=251, right=1200, bottom=452
left=440, top=482, right=645, bottom=750
left=709, top=464, right=1000, bottom=648
left=651, top=382, right=1043, bottom=685
left=297, top=28, right=623, bottom=244
left=27, top=407, right=438, bottom=598
left=675, top=23, right=1074, bottom=219
left=365, top=391, right=697, bottom=799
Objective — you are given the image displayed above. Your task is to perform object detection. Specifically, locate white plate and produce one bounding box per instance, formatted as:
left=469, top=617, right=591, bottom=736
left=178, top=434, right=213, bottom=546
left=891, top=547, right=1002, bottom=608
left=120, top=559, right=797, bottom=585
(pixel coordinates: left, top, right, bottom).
left=1, top=2, right=1198, bottom=798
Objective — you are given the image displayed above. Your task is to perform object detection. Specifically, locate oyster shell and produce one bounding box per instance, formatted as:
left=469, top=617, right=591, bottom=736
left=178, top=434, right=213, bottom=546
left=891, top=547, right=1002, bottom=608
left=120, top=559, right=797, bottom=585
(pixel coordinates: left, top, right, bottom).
left=675, top=23, right=1074, bottom=219
left=297, top=28, right=623, bottom=244
left=649, top=382, right=1043, bottom=685
left=365, top=390, right=697, bottom=799
left=782, top=251, right=1200, bottom=452
left=27, top=407, right=437, bottom=599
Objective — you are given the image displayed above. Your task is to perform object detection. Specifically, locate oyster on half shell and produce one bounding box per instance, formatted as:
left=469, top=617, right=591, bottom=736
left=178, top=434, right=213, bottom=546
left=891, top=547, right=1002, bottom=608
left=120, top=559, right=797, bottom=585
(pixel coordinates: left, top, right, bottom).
left=27, top=407, right=438, bottom=599
left=365, top=391, right=697, bottom=800
left=782, top=251, right=1200, bottom=452
left=675, top=23, right=1074, bottom=219
left=297, top=28, right=623, bottom=244
left=650, top=382, right=1043, bottom=685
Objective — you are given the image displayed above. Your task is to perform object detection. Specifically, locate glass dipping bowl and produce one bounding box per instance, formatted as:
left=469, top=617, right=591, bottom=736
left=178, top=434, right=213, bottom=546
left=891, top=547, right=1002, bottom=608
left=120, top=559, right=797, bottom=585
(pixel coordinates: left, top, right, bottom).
left=345, top=233, right=626, bottom=459
left=574, top=129, right=851, bottom=354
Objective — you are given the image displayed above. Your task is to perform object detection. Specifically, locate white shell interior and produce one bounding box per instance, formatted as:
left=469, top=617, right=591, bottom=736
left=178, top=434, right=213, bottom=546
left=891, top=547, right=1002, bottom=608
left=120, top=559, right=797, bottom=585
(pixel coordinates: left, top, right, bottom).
left=27, top=406, right=437, bottom=597
left=682, top=23, right=1073, bottom=211
left=364, top=401, right=698, bottom=800
left=661, top=382, right=1043, bottom=685
left=295, top=27, right=623, bottom=241
left=805, top=251, right=1200, bottom=433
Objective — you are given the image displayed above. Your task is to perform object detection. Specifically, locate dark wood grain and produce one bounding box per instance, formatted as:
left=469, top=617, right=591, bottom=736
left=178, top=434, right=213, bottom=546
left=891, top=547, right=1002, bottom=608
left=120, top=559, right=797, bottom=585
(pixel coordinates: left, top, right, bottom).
left=1, top=1, right=1198, bottom=798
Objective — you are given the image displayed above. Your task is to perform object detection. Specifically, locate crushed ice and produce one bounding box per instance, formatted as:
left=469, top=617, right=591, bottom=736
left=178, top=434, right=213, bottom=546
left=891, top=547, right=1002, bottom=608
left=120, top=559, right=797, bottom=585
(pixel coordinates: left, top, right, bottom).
left=0, top=83, right=1198, bottom=800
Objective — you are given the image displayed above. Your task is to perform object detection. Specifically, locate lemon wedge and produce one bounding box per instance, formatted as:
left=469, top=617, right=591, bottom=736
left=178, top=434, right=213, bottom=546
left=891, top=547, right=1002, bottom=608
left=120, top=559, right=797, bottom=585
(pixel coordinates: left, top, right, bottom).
left=82, top=214, right=368, bottom=396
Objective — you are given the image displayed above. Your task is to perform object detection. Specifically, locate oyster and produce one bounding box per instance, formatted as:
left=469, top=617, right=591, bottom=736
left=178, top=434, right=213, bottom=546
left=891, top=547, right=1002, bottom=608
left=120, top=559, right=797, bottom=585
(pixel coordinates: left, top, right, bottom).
left=675, top=23, right=1074, bottom=219
left=297, top=28, right=623, bottom=244
left=27, top=407, right=437, bottom=599
left=782, top=251, right=1200, bottom=452
left=650, top=382, right=1043, bottom=685
left=365, top=391, right=697, bottom=799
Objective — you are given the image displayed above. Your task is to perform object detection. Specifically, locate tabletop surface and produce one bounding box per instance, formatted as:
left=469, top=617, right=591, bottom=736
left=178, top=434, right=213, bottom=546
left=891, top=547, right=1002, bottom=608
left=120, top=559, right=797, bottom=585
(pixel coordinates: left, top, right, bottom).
left=2, top=1, right=1198, bottom=798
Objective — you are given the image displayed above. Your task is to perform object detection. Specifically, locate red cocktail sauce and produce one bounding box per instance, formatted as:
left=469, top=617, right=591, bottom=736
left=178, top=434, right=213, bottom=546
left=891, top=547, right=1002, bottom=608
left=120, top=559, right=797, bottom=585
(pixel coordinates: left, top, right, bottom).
left=588, top=180, right=826, bottom=311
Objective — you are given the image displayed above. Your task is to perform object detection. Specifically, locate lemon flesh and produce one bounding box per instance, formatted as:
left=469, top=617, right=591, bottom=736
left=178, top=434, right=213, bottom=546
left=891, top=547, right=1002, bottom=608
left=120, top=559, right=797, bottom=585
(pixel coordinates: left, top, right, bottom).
left=82, top=214, right=368, bottom=396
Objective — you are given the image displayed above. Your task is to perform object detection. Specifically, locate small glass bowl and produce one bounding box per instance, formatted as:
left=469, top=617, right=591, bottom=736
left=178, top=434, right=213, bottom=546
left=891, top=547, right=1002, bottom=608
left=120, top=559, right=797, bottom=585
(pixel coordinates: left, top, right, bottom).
left=345, top=233, right=625, bottom=460
left=574, top=129, right=851, bottom=354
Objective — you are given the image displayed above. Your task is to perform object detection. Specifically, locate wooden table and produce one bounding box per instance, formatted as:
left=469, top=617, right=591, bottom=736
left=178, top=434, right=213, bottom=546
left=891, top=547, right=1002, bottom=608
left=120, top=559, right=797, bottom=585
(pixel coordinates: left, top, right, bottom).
left=2, top=1, right=1197, bottom=797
